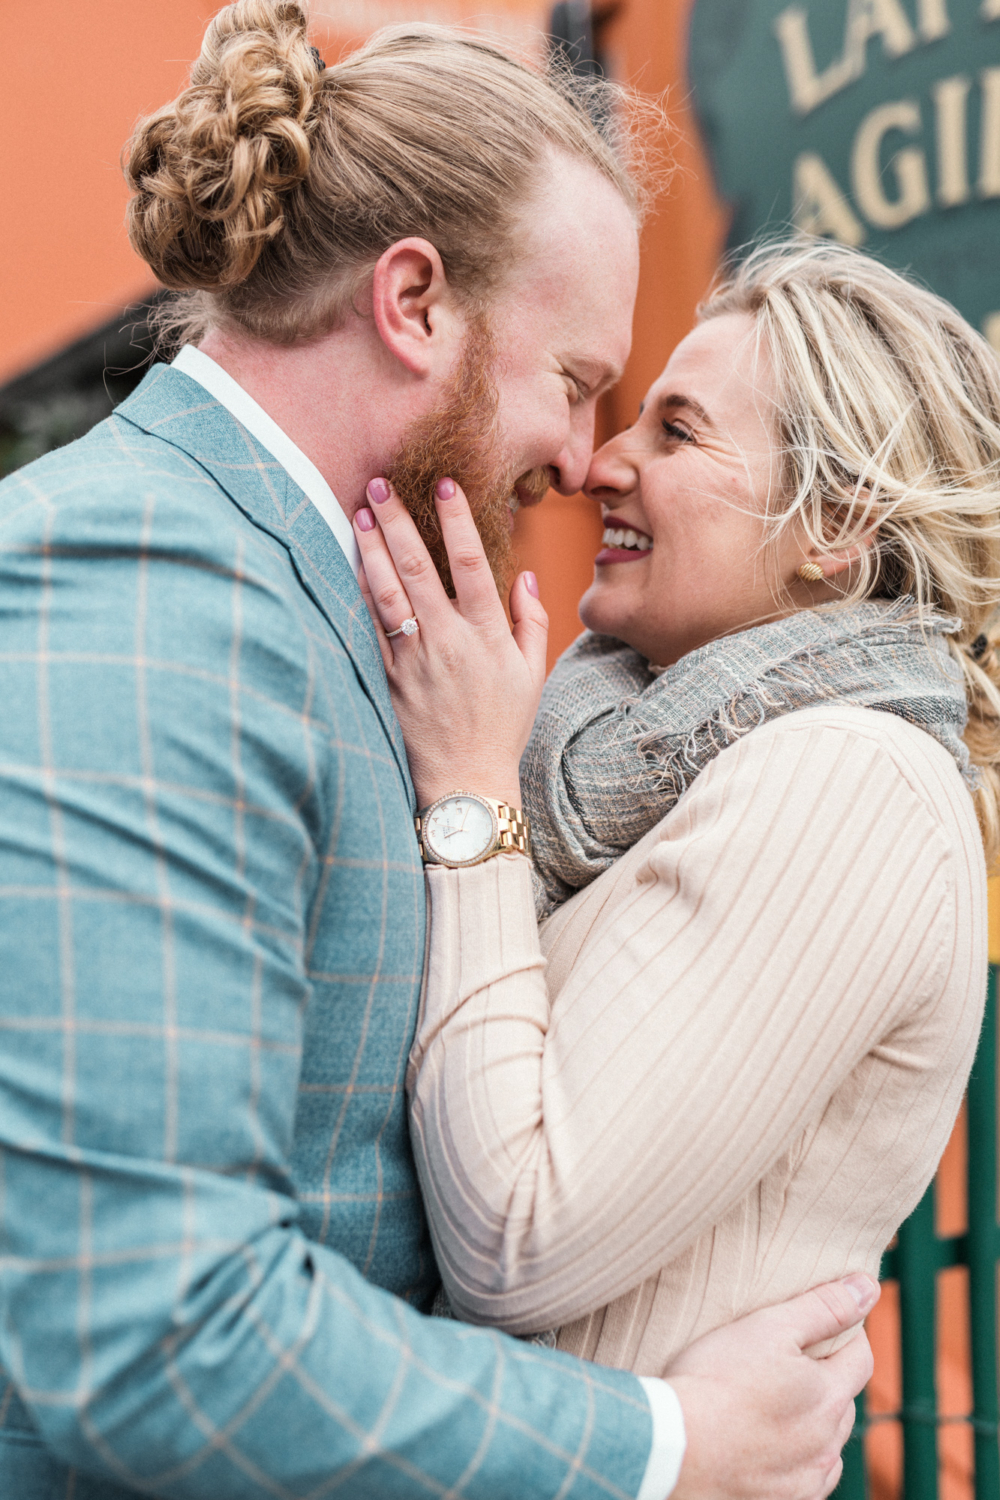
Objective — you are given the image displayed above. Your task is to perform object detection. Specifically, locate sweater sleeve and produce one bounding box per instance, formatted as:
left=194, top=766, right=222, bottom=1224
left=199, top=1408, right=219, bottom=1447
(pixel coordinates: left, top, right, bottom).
left=407, top=711, right=967, bottom=1333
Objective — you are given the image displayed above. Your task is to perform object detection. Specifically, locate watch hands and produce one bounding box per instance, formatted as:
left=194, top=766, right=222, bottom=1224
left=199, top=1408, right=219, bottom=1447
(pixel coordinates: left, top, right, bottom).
left=443, top=806, right=473, bottom=840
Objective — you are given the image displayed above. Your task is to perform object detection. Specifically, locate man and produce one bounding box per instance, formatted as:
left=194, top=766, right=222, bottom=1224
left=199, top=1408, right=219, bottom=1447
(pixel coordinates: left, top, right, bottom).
left=0, top=7, right=875, bottom=1497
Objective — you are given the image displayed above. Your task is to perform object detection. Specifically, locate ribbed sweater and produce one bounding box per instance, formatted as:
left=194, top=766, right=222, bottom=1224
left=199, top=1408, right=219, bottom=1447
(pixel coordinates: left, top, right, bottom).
left=407, top=706, right=987, bottom=1375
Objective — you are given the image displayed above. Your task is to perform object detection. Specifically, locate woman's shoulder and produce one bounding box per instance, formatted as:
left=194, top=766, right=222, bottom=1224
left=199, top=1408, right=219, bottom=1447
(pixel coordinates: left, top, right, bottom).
left=745, top=703, right=974, bottom=815
left=690, top=703, right=985, bottom=885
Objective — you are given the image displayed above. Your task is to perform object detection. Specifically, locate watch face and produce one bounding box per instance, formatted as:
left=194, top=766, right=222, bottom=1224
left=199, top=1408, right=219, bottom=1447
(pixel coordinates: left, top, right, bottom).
left=423, top=795, right=497, bottom=866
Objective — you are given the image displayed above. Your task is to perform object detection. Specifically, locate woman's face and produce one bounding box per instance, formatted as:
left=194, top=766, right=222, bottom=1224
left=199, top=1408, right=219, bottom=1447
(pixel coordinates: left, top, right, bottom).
left=579, top=312, right=809, bottom=667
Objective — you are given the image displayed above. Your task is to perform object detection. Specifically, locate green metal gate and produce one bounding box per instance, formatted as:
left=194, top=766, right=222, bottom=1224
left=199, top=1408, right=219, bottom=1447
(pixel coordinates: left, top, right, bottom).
left=837, top=968, right=999, bottom=1498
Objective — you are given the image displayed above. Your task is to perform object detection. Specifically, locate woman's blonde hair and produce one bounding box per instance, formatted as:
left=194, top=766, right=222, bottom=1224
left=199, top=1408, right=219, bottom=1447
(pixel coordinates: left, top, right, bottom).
left=124, top=0, right=650, bottom=346
left=702, top=239, right=1000, bottom=862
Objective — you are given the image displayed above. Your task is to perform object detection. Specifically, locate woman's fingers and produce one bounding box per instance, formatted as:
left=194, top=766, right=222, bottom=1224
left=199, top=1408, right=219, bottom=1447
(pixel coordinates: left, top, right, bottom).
left=432, top=477, right=508, bottom=625
left=352, top=476, right=547, bottom=807
left=354, top=498, right=421, bottom=649
left=356, top=563, right=394, bottom=672
left=365, top=476, right=507, bottom=629
left=361, top=478, right=458, bottom=629
left=509, top=570, right=549, bottom=697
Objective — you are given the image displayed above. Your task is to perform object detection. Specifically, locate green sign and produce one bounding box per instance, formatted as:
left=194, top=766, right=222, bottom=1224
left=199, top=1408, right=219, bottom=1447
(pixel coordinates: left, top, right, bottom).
left=689, top=0, right=1000, bottom=342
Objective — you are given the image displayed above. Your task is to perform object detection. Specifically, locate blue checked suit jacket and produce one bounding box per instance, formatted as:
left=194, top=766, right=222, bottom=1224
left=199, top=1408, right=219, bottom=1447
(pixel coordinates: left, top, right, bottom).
left=0, top=365, right=652, bottom=1500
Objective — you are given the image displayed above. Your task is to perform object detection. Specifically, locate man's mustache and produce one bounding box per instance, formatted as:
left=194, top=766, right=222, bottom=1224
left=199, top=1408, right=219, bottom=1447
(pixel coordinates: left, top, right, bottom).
left=513, top=467, right=551, bottom=509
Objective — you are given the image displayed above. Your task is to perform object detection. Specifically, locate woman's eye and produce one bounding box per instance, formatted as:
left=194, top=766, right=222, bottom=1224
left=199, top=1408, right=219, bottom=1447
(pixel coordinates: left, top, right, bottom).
left=662, top=419, right=693, bottom=443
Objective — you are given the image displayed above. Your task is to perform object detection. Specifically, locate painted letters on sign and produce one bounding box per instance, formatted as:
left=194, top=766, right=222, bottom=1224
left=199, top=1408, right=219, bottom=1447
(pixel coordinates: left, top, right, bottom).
left=690, top=0, right=1000, bottom=342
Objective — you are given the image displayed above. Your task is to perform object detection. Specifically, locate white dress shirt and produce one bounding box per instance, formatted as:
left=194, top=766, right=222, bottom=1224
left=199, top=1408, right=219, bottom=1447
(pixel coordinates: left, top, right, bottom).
left=170, top=342, right=686, bottom=1500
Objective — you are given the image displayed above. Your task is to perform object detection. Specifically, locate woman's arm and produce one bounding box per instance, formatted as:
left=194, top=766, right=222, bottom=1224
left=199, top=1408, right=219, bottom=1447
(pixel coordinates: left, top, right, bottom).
left=408, top=708, right=967, bottom=1332
left=350, top=478, right=973, bottom=1335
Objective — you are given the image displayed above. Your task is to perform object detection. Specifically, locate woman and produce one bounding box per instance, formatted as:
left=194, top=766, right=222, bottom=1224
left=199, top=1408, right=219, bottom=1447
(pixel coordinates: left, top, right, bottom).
left=355, top=240, right=999, bottom=1375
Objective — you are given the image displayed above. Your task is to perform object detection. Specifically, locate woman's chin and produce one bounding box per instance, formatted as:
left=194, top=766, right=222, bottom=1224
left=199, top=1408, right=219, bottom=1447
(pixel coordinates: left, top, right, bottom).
left=580, top=589, right=674, bottom=663
left=577, top=587, right=607, bottom=636
left=579, top=588, right=634, bottom=646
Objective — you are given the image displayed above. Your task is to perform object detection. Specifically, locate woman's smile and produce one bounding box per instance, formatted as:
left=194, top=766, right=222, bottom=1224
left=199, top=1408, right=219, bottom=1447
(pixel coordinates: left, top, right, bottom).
left=596, top=518, right=654, bottom=564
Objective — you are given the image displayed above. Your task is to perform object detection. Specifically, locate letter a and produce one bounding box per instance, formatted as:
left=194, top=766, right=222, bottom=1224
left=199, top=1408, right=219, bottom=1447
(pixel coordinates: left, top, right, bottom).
left=792, top=152, right=866, bottom=244
left=845, top=0, right=917, bottom=65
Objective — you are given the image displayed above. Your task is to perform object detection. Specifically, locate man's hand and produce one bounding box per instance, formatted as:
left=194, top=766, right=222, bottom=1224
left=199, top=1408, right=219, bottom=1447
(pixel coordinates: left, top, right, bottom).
left=666, top=1273, right=879, bottom=1500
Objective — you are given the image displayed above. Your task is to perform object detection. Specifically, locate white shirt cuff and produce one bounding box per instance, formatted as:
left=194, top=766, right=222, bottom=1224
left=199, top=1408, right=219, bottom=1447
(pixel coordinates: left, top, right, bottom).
left=636, top=1378, right=686, bottom=1500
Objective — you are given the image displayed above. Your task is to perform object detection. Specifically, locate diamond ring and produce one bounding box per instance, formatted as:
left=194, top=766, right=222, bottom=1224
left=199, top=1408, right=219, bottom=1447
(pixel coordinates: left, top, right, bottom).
left=386, top=616, right=419, bottom=640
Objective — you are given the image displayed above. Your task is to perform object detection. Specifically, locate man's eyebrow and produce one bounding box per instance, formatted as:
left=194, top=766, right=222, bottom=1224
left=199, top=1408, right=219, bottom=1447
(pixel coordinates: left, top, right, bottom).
left=640, top=393, right=712, bottom=424
left=567, top=356, right=624, bottom=393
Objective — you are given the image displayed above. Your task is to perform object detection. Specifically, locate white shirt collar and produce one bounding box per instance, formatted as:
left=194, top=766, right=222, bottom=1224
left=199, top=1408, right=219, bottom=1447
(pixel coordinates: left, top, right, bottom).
left=172, top=344, right=360, bottom=578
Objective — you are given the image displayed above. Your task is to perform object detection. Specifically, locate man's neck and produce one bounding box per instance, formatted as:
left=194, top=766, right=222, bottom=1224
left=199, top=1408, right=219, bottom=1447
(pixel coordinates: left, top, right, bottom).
left=196, top=323, right=416, bottom=522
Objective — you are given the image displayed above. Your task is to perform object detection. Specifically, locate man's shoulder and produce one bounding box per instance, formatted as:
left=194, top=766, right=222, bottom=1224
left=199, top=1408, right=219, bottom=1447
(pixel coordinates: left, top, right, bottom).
left=4, top=410, right=239, bottom=528
left=0, top=410, right=300, bottom=598
left=0, top=415, right=316, bottom=685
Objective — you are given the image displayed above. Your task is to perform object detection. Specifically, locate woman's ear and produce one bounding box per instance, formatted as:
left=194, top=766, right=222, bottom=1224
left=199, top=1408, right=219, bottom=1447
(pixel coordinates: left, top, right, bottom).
left=800, top=528, right=878, bottom=582
left=370, top=238, right=465, bottom=378
left=798, top=493, right=880, bottom=584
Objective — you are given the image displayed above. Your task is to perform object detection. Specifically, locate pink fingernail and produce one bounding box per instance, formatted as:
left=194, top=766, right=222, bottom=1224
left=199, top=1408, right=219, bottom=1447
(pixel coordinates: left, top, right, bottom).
left=368, top=478, right=390, bottom=505
left=524, top=571, right=539, bottom=598
left=435, top=477, right=456, bottom=501
left=355, top=507, right=376, bottom=532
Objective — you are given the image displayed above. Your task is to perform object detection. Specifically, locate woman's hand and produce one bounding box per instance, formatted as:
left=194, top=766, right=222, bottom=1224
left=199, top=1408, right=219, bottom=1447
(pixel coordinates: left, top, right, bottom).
left=353, top=476, right=549, bottom=809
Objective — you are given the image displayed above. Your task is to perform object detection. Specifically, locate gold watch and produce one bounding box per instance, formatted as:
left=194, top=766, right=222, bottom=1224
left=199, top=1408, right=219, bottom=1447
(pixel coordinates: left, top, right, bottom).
left=415, top=792, right=531, bottom=868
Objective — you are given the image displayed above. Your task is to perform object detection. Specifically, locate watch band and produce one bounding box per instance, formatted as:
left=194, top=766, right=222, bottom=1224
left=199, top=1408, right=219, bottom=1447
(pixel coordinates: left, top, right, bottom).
left=491, top=801, right=532, bottom=858
left=415, top=794, right=532, bottom=865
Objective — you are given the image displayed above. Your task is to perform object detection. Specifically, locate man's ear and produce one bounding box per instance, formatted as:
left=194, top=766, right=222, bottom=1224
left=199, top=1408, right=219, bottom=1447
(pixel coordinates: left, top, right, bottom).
left=370, top=238, right=465, bottom=378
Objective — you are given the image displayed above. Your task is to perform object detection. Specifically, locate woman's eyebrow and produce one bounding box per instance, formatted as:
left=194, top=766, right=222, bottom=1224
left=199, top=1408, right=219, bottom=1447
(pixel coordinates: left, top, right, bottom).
left=638, top=393, right=712, bottom=423
left=659, top=393, right=711, bottom=423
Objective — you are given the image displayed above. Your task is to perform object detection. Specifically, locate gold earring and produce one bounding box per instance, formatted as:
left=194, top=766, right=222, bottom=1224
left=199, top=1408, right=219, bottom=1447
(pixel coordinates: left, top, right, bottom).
left=798, top=562, right=824, bottom=583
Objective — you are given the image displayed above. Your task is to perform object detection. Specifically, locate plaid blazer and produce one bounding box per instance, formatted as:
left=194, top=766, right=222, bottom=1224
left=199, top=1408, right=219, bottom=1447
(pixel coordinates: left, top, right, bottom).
left=0, top=366, right=651, bottom=1499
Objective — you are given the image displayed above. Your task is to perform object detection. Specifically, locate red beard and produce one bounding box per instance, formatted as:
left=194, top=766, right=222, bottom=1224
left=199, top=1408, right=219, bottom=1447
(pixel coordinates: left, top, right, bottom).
left=387, top=318, right=549, bottom=596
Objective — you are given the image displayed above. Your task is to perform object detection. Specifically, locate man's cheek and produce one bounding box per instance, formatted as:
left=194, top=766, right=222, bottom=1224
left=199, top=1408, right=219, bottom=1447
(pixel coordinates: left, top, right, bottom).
left=497, top=391, right=557, bottom=466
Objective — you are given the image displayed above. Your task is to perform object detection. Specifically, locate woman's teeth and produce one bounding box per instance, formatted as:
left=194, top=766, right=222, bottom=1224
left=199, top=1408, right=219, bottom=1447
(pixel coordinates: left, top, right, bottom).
left=602, top=527, right=652, bottom=552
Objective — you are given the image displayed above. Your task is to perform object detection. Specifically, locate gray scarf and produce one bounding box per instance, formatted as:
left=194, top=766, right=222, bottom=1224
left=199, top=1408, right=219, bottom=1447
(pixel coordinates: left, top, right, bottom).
left=521, top=598, right=973, bottom=918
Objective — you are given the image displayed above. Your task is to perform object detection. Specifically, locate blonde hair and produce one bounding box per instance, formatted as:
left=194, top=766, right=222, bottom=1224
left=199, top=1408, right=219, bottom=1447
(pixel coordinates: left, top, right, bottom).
left=124, top=1, right=649, bottom=346
left=702, top=239, right=1000, bottom=863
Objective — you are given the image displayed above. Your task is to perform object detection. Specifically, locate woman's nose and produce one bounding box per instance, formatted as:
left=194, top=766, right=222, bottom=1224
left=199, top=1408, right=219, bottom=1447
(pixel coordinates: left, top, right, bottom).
left=583, top=431, right=637, bottom=503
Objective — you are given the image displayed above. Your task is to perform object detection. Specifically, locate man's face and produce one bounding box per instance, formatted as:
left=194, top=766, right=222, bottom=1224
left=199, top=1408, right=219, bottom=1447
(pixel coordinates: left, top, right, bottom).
left=389, top=152, right=639, bottom=591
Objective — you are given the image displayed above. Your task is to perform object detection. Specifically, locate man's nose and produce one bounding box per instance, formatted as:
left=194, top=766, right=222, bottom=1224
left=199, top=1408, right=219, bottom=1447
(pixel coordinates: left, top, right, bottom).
left=548, top=411, right=597, bottom=497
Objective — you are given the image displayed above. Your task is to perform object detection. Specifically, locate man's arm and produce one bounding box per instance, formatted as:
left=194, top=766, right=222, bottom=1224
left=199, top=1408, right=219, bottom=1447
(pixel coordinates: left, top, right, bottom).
left=0, top=453, right=874, bottom=1500
left=0, top=464, right=653, bottom=1498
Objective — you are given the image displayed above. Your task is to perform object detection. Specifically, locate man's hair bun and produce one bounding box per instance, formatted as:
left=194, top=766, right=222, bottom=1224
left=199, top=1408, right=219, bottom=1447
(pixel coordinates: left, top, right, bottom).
left=126, top=5, right=658, bottom=347
left=125, top=0, right=325, bottom=290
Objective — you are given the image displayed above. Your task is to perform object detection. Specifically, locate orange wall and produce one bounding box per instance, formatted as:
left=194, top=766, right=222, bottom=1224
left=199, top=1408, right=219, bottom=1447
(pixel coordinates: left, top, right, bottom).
left=601, top=0, right=729, bottom=430
left=0, top=2, right=215, bottom=385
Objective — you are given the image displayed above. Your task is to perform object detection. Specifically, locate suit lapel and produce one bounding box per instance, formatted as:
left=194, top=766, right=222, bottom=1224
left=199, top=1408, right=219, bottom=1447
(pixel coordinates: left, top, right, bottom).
left=116, top=364, right=413, bottom=798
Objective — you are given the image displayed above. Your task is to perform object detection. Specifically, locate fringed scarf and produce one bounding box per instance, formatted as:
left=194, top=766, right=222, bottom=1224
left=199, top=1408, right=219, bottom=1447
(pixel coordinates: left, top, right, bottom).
left=520, top=599, right=973, bottom=918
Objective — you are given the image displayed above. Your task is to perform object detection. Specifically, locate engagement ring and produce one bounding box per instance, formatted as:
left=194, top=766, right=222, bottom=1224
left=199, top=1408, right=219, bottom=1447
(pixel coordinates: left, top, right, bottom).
left=386, top=616, right=419, bottom=639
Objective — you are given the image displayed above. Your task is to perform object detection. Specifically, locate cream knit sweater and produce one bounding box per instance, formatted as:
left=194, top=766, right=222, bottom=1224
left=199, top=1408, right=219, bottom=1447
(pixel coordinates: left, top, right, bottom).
left=407, top=706, right=987, bottom=1376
